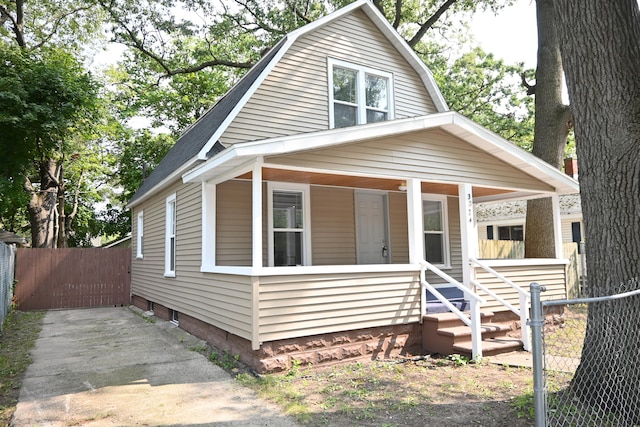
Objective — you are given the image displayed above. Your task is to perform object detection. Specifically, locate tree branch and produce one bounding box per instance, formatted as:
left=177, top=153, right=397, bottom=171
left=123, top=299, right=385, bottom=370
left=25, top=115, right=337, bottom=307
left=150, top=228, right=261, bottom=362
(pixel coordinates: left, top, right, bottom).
left=520, top=72, right=536, bottom=95
left=65, top=170, right=83, bottom=235
left=286, top=0, right=311, bottom=24
left=99, top=0, right=255, bottom=82
left=392, top=0, right=403, bottom=29
left=407, top=0, right=458, bottom=48
left=0, top=0, right=26, bottom=47
left=31, top=5, right=94, bottom=50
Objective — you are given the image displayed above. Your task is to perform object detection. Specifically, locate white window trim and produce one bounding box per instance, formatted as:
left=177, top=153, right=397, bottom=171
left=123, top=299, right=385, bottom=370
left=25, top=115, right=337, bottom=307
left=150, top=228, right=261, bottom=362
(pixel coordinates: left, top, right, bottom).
left=267, top=182, right=312, bottom=267
left=136, top=211, right=144, bottom=259
left=164, top=193, right=177, bottom=277
left=328, top=58, right=395, bottom=129
left=423, top=194, right=450, bottom=268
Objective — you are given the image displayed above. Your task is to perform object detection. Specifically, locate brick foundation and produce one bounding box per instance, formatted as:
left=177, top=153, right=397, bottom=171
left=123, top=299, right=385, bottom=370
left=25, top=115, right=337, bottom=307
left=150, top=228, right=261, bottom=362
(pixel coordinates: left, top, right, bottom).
left=132, top=294, right=422, bottom=373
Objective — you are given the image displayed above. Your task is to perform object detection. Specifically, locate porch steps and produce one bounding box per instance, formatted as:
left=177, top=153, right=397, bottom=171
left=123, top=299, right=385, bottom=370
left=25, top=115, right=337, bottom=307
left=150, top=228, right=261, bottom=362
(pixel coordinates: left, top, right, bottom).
left=422, top=311, right=523, bottom=358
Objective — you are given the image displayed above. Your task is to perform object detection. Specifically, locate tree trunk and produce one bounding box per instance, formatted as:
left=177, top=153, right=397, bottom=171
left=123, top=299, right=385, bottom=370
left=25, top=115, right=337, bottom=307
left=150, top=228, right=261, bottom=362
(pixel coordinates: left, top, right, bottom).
left=27, top=159, right=60, bottom=248
left=555, top=0, right=640, bottom=420
left=524, top=0, right=571, bottom=258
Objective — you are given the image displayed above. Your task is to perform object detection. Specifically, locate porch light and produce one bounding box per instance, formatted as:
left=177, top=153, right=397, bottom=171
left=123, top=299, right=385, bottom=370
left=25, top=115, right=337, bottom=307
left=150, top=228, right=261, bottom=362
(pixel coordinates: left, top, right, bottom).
left=398, top=181, right=407, bottom=191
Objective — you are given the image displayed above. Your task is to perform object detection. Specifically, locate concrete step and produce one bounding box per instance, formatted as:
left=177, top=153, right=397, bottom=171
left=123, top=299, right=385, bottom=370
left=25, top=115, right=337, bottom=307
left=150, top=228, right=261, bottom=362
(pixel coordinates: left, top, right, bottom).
left=453, top=338, right=523, bottom=357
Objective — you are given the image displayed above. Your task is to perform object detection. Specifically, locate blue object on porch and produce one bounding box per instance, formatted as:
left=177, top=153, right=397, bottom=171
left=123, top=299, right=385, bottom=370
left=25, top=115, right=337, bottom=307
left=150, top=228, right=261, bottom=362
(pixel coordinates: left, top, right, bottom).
left=426, top=287, right=469, bottom=314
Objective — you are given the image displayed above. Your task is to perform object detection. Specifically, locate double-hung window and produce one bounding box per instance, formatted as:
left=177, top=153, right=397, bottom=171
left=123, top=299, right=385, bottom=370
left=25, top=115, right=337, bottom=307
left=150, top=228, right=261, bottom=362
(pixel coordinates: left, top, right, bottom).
left=423, top=196, right=449, bottom=267
left=165, top=193, right=176, bottom=277
left=268, top=183, right=311, bottom=267
left=329, top=58, right=393, bottom=129
left=136, top=211, right=144, bottom=259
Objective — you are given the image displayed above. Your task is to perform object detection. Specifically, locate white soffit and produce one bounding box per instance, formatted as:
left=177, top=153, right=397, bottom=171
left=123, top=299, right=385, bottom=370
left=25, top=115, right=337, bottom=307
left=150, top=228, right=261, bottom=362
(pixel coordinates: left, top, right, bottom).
left=183, top=112, right=579, bottom=195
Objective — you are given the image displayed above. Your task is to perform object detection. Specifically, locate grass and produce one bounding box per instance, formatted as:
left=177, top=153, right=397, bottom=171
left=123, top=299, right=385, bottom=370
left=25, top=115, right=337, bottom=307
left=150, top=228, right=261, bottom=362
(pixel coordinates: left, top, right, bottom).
left=0, top=310, right=45, bottom=425
left=544, top=304, right=587, bottom=359
left=236, top=356, right=544, bottom=426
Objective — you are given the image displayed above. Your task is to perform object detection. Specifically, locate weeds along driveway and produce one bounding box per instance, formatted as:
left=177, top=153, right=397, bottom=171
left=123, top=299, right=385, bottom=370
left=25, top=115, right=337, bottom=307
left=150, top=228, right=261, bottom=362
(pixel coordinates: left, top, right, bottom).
left=12, top=307, right=300, bottom=427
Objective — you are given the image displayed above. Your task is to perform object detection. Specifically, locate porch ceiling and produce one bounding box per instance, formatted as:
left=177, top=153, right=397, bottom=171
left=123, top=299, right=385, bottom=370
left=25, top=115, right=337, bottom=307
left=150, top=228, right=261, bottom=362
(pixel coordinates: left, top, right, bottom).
left=236, top=168, right=518, bottom=198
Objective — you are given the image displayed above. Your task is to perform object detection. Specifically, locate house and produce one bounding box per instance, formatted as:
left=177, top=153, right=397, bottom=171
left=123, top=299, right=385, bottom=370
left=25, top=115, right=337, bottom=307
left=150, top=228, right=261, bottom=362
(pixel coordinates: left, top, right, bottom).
left=476, top=158, right=583, bottom=250
left=127, top=0, right=579, bottom=373
left=0, top=229, right=28, bottom=247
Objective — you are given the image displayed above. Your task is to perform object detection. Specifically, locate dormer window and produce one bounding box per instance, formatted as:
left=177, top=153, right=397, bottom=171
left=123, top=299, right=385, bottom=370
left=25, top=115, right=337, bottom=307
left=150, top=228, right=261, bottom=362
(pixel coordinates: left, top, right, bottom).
left=328, top=59, right=394, bottom=129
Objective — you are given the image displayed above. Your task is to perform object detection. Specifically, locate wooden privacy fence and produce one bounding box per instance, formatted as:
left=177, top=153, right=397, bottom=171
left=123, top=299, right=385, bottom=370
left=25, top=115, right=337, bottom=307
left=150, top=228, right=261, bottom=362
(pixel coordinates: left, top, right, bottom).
left=15, top=248, right=131, bottom=310
left=479, top=240, right=582, bottom=298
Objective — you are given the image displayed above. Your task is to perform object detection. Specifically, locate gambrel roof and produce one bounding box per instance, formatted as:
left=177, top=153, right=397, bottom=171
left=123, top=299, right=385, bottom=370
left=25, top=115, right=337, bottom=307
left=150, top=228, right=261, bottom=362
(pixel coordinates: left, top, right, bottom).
left=128, top=0, right=447, bottom=207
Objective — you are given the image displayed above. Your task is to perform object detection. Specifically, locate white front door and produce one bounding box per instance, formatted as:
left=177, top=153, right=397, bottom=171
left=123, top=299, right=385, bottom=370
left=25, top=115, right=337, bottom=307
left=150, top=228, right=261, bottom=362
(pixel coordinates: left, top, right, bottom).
left=356, top=192, right=389, bottom=264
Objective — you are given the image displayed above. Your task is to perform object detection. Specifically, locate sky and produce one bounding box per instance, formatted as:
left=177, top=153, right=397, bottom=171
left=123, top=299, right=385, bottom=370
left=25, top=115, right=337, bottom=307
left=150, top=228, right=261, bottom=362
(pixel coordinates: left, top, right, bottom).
left=94, top=1, right=539, bottom=70
left=471, top=0, right=537, bottom=68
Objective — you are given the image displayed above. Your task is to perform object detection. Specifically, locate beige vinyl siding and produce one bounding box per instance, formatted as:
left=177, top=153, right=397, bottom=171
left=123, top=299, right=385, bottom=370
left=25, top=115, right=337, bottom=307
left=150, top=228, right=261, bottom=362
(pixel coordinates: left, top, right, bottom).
left=446, top=197, right=463, bottom=282
left=389, top=192, right=409, bottom=263
left=220, top=10, right=436, bottom=145
left=310, top=186, right=356, bottom=265
left=561, top=218, right=581, bottom=243
left=475, top=263, right=566, bottom=313
left=269, top=129, right=553, bottom=192
left=216, top=180, right=269, bottom=267
left=257, top=271, right=421, bottom=342
left=130, top=181, right=254, bottom=341
left=216, top=180, right=252, bottom=266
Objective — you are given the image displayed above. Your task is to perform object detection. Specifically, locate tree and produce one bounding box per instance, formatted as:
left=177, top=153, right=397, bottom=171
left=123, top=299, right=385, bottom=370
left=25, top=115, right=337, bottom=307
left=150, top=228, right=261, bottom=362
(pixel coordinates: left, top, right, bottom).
left=429, top=47, right=534, bottom=150
left=554, top=0, right=640, bottom=421
left=0, top=44, right=101, bottom=247
left=0, top=0, right=102, bottom=51
left=521, top=0, right=572, bottom=258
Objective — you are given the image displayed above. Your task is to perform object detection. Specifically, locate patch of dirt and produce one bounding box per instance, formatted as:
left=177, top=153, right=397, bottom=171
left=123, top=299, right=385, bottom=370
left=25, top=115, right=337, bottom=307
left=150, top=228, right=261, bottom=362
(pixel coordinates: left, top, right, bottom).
left=239, top=355, right=545, bottom=427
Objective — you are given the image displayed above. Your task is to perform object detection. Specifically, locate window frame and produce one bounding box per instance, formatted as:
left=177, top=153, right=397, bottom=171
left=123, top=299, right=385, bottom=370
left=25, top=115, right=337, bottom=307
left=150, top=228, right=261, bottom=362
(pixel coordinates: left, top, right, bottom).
left=328, top=58, right=394, bottom=129
left=422, top=194, right=450, bottom=268
left=164, top=193, right=177, bottom=277
left=136, top=210, right=144, bottom=259
left=497, top=224, right=524, bottom=241
left=267, top=182, right=312, bottom=267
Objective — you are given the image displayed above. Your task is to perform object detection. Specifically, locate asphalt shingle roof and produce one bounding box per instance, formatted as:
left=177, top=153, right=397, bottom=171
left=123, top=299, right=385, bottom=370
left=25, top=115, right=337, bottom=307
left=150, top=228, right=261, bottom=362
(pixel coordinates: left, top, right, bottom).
left=128, top=39, right=287, bottom=206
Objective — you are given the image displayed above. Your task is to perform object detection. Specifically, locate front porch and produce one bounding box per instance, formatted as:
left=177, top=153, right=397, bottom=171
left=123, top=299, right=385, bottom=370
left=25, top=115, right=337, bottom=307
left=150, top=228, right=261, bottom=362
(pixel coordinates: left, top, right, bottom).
left=180, top=113, right=578, bottom=366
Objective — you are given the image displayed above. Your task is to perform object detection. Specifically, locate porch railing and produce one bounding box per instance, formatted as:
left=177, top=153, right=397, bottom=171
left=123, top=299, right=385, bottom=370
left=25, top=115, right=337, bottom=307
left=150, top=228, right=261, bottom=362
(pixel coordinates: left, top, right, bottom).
left=420, top=258, right=533, bottom=358
left=469, top=257, right=531, bottom=351
left=419, top=260, right=485, bottom=358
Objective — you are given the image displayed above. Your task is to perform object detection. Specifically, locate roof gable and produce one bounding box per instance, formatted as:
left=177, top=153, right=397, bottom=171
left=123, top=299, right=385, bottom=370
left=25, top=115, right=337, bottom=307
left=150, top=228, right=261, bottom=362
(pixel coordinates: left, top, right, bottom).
left=128, top=0, right=447, bottom=207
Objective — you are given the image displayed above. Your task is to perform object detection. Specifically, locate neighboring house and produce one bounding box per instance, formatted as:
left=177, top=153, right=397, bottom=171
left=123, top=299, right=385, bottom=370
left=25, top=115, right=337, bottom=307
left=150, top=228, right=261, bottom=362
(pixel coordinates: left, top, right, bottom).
left=102, top=235, right=132, bottom=248
left=476, top=193, right=583, bottom=247
left=127, top=0, right=579, bottom=373
left=476, top=157, right=583, bottom=251
left=0, top=229, right=28, bottom=247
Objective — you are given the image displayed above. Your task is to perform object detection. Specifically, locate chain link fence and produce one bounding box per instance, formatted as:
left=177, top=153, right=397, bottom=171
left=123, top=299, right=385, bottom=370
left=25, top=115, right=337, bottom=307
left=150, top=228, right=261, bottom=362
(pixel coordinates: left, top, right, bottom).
left=530, top=283, right=640, bottom=427
left=0, top=242, right=16, bottom=329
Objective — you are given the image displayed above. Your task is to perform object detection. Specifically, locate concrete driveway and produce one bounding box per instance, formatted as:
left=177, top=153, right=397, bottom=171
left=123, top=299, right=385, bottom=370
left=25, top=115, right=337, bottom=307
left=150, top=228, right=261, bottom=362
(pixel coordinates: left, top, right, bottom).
left=12, top=307, right=301, bottom=427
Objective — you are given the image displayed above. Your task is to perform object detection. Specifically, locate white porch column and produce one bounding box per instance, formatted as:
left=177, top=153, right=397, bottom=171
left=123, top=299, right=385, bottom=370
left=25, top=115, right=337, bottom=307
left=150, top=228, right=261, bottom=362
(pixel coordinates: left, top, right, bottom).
left=551, top=193, right=564, bottom=258
left=458, top=183, right=482, bottom=359
left=252, top=159, right=263, bottom=268
left=406, top=178, right=424, bottom=264
left=201, top=181, right=216, bottom=271
left=458, top=183, right=479, bottom=282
